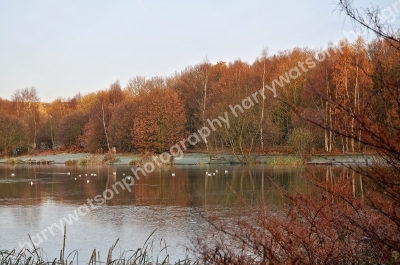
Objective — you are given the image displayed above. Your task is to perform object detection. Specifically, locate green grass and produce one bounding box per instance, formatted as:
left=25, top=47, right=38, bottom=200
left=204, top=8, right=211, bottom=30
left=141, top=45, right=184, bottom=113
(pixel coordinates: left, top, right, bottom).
left=0, top=228, right=198, bottom=265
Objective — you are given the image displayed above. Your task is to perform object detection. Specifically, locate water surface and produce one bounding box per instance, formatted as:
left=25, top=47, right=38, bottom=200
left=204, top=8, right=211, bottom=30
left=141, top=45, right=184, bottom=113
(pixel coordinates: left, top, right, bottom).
left=0, top=164, right=311, bottom=263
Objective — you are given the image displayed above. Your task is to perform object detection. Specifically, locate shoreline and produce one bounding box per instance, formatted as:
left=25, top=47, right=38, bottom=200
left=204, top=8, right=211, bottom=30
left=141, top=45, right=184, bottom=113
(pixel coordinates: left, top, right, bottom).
left=0, top=151, right=378, bottom=166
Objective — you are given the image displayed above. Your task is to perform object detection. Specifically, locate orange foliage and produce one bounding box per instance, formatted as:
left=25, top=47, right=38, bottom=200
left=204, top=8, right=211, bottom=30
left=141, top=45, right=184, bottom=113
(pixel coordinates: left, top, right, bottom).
left=132, top=88, right=186, bottom=153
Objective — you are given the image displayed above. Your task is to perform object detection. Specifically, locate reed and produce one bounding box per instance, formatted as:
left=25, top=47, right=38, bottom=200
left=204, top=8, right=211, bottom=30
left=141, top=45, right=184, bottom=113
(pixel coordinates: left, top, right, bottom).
left=265, top=155, right=304, bottom=166
left=0, top=227, right=197, bottom=265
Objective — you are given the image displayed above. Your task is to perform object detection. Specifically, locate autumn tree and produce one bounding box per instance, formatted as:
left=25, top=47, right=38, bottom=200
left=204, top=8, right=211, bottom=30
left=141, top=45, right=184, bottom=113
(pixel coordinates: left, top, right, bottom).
left=57, top=110, right=88, bottom=148
left=254, top=47, right=270, bottom=151
left=169, top=66, right=204, bottom=137
left=368, top=39, right=400, bottom=143
left=108, top=98, right=137, bottom=152
left=0, top=98, right=14, bottom=115
left=207, top=60, right=274, bottom=162
left=75, top=93, right=95, bottom=115
left=132, top=88, right=186, bottom=153
left=11, top=87, right=40, bottom=150
left=108, top=81, right=125, bottom=107
left=39, top=98, right=73, bottom=148
left=124, top=76, right=166, bottom=97
left=0, top=115, right=27, bottom=155
left=82, top=81, right=124, bottom=153
left=196, top=58, right=213, bottom=150
left=305, top=45, right=336, bottom=152
left=268, top=48, right=315, bottom=140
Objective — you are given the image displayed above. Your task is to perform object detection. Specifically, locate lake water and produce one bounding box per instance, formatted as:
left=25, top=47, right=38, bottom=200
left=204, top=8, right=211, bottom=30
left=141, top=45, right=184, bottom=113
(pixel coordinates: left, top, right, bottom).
left=0, top=164, right=328, bottom=263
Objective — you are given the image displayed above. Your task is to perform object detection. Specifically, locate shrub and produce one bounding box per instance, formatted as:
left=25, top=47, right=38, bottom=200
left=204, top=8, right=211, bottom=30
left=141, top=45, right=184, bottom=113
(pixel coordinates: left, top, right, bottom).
left=64, top=159, right=76, bottom=165
left=287, top=127, right=314, bottom=160
left=4, top=158, right=25, bottom=164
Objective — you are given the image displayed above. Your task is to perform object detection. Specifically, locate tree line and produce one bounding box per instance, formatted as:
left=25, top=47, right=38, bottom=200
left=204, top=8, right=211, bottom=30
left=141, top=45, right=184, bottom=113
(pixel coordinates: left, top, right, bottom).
left=0, top=35, right=398, bottom=160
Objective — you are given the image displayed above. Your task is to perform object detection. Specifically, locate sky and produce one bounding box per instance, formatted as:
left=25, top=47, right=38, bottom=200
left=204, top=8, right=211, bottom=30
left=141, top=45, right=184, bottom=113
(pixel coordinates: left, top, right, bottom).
left=0, top=0, right=398, bottom=102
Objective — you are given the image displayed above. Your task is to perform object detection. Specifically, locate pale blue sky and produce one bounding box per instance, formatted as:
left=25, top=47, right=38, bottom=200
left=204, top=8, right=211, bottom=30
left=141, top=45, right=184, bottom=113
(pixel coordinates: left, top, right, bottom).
left=0, top=0, right=397, bottom=102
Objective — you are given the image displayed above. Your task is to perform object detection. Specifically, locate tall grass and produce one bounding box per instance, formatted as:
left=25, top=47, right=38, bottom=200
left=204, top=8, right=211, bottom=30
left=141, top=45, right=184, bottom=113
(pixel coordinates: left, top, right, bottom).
left=265, top=155, right=304, bottom=166
left=64, top=155, right=119, bottom=166
left=4, top=158, right=25, bottom=164
left=0, top=227, right=197, bottom=265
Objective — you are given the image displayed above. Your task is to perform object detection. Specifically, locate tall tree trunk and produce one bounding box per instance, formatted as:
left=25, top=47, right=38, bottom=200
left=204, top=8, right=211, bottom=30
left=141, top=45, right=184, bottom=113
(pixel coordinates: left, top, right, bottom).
left=325, top=70, right=330, bottom=152
left=260, top=60, right=266, bottom=152
left=329, top=107, right=333, bottom=153
left=100, top=105, right=112, bottom=155
left=33, top=113, right=37, bottom=150
left=201, top=60, right=210, bottom=151
left=358, top=64, right=362, bottom=152
left=50, top=123, right=56, bottom=149
left=202, top=78, right=208, bottom=150
left=352, top=63, right=359, bottom=153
